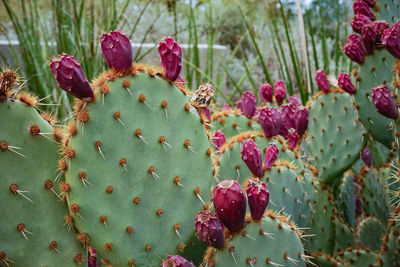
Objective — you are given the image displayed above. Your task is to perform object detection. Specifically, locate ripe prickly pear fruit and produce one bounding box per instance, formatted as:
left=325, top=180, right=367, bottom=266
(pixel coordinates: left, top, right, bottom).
left=259, top=83, right=273, bottom=102
left=49, top=53, right=93, bottom=100
left=295, top=106, right=309, bottom=135
left=361, top=24, right=377, bottom=54
left=239, top=91, right=256, bottom=118
left=213, top=130, right=226, bottom=151
left=158, top=36, right=182, bottom=81
left=372, top=20, right=389, bottom=40
left=258, top=107, right=282, bottom=138
left=351, top=14, right=372, bottom=33
left=88, top=246, right=97, bottom=267
left=288, top=95, right=301, bottom=106
left=381, top=22, right=400, bottom=59
left=246, top=177, right=269, bottom=220
left=361, top=147, right=372, bottom=167
left=363, top=0, right=375, bottom=7
left=195, top=211, right=225, bottom=249
left=354, top=195, right=363, bottom=215
left=287, top=128, right=300, bottom=149
left=100, top=29, right=133, bottom=71
left=315, top=69, right=330, bottom=92
left=241, top=139, right=263, bottom=177
left=212, top=179, right=246, bottom=232
left=161, top=255, right=195, bottom=267
left=345, top=34, right=366, bottom=64
left=274, top=80, right=286, bottom=105
left=280, top=104, right=296, bottom=138
left=338, top=73, right=356, bottom=94
left=353, top=0, right=374, bottom=20
left=371, top=85, right=398, bottom=119
left=264, top=144, right=279, bottom=170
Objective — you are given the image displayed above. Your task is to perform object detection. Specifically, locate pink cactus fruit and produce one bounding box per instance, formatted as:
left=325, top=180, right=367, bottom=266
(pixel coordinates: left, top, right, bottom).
left=372, top=20, right=389, bottom=41
left=338, top=73, right=356, bottom=94
left=88, top=246, right=97, bottom=267
left=361, top=147, right=372, bottom=167
left=371, top=85, right=398, bottom=119
left=279, top=104, right=297, bottom=139
left=294, top=106, right=309, bottom=135
left=158, top=36, right=182, bottom=81
left=258, top=107, right=282, bottom=138
left=212, top=179, right=247, bottom=232
left=264, top=144, right=279, bottom=170
left=363, top=0, right=375, bottom=7
left=213, top=130, right=226, bottom=151
left=288, top=95, right=301, bottom=106
left=361, top=24, right=377, bottom=54
left=241, top=139, right=263, bottom=177
left=195, top=210, right=225, bottom=249
left=315, top=69, right=330, bottom=92
left=353, top=0, right=375, bottom=20
left=197, top=106, right=211, bottom=122
left=161, top=255, right=195, bottom=267
left=239, top=91, right=257, bottom=118
left=246, top=177, right=269, bottom=220
left=259, top=83, right=273, bottom=103
left=274, top=80, right=286, bottom=105
left=49, top=53, right=94, bottom=100
left=222, top=103, right=231, bottom=110
left=344, top=34, right=366, bottom=64
left=381, top=22, right=400, bottom=59
left=351, top=14, right=372, bottom=33
left=287, top=128, right=300, bottom=150
left=100, top=29, right=133, bottom=71
left=354, top=195, right=363, bottom=215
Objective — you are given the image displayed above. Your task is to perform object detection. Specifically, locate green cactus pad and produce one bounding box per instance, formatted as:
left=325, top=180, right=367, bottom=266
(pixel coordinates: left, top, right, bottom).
left=333, top=217, right=354, bottom=253
left=377, top=224, right=400, bottom=267
left=353, top=0, right=400, bottom=147
left=63, top=67, right=214, bottom=265
left=0, top=97, right=85, bottom=266
left=360, top=167, right=390, bottom=223
left=306, top=89, right=367, bottom=184
left=336, top=172, right=356, bottom=227
left=305, top=185, right=335, bottom=254
left=368, top=139, right=392, bottom=167
left=309, top=253, right=344, bottom=267
left=210, top=109, right=261, bottom=140
left=203, top=213, right=306, bottom=267
left=339, top=248, right=380, bottom=267
left=355, top=216, right=386, bottom=252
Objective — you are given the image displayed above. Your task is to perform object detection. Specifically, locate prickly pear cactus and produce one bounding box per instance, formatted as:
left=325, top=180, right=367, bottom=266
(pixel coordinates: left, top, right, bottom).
left=336, top=172, right=356, bottom=227
left=339, top=248, right=379, bottom=267
left=353, top=0, right=400, bottom=147
left=63, top=66, right=214, bottom=265
left=203, top=213, right=307, bottom=266
left=0, top=84, right=85, bottom=265
left=355, top=216, right=386, bottom=251
left=306, top=89, right=367, bottom=184
left=333, top=217, right=354, bottom=253
left=210, top=109, right=261, bottom=140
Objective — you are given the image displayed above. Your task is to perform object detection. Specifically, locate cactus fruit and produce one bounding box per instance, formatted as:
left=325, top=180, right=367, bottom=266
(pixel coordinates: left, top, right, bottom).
left=274, top=80, right=286, bottom=105
left=371, top=85, right=398, bottom=119
left=238, top=91, right=256, bottom=118
left=240, top=139, right=263, bottom=177
left=355, top=216, right=386, bottom=251
left=194, top=211, right=225, bottom=249
left=49, top=53, right=94, bottom=100
left=337, top=73, right=356, bottom=94
left=306, top=89, right=366, bottom=184
left=353, top=0, right=375, bottom=20
left=351, top=14, right=372, bottom=33
left=361, top=24, right=377, bottom=54
left=259, top=83, right=273, bottom=103
left=61, top=64, right=214, bottom=265
left=382, top=22, right=400, bottom=59
left=100, top=29, right=133, bottom=71
left=203, top=213, right=307, bottom=267
left=264, top=143, right=279, bottom=170
left=212, top=179, right=246, bottom=232
left=345, top=34, right=366, bottom=64
left=315, top=69, right=330, bottom=92
left=361, top=147, right=372, bottom=166
left=212, top=130, right=226, bottom=151
left=158, top=36, right=182, bottom=81
left=161, top=255, right=195, bottom=267
left=246, top=178, right=269, bottom=220
left=258, top=107, right=282, bottom=138
left=0, top=71, right=85, bottom=266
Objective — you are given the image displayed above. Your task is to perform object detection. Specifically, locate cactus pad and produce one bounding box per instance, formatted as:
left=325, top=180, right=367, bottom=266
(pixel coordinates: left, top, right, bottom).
left=355, top=216, right=386, bottom=251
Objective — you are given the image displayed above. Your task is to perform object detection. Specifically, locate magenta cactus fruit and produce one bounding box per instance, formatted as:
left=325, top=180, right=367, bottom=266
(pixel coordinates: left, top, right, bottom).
left=338, top=73, right=356, bottom=94
left=287, top=128, right=300, bottom=149
left=381, top=22, right=400, bottom=59
left=361, top=24, right=377, bottom=54
left=239, top=91, right=257, bottom=118
left=161, top=255, right=195, bottom=267
left=258, top=107, right=282, bottom=138
left=158, top=36, right=182, bottom=81
left=354, top=195, right=363, bottom=215
left=351, top=14, right=372, bottom=33
left=294, top=106, right=309, bottom=135
left=259, top=83, right=273, bottom=103
left=194, top=211, right=225, bottom=249
left=288, top=95, right=301, bottom=106
left=371, top=85, right=398, bottom=119
left=100, top=29, right=132, bottom=71
left=49, top=53, right=94, bottom=100
left=279, top=104, right=297, bottom=138
left=361, top=147, right=372, bottom=167
left=212, top=179, right=246, bottom=232
left=241, top=139, right=263, bottom=177
left=274, top=80, right=286, bottom=105
left=213, top=130, right=226, bottom=151
left=373, top=20, right=389, bottom=40
left=363, top=0, right=375, bottom=7
left=353, top=0, right=375, bottom=20
left=344, top=34, right=366, bottom=64
left=197, top=106, right=211, bottom=121
left=264, top=144, right=279, bottom=170
left=315, top=69, right=330, bottom=92
left=88, top=246, right=97, bottom=267
left=222, top=103, right=230, bottom=110
left=246, top=178, right=269, bottom=220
